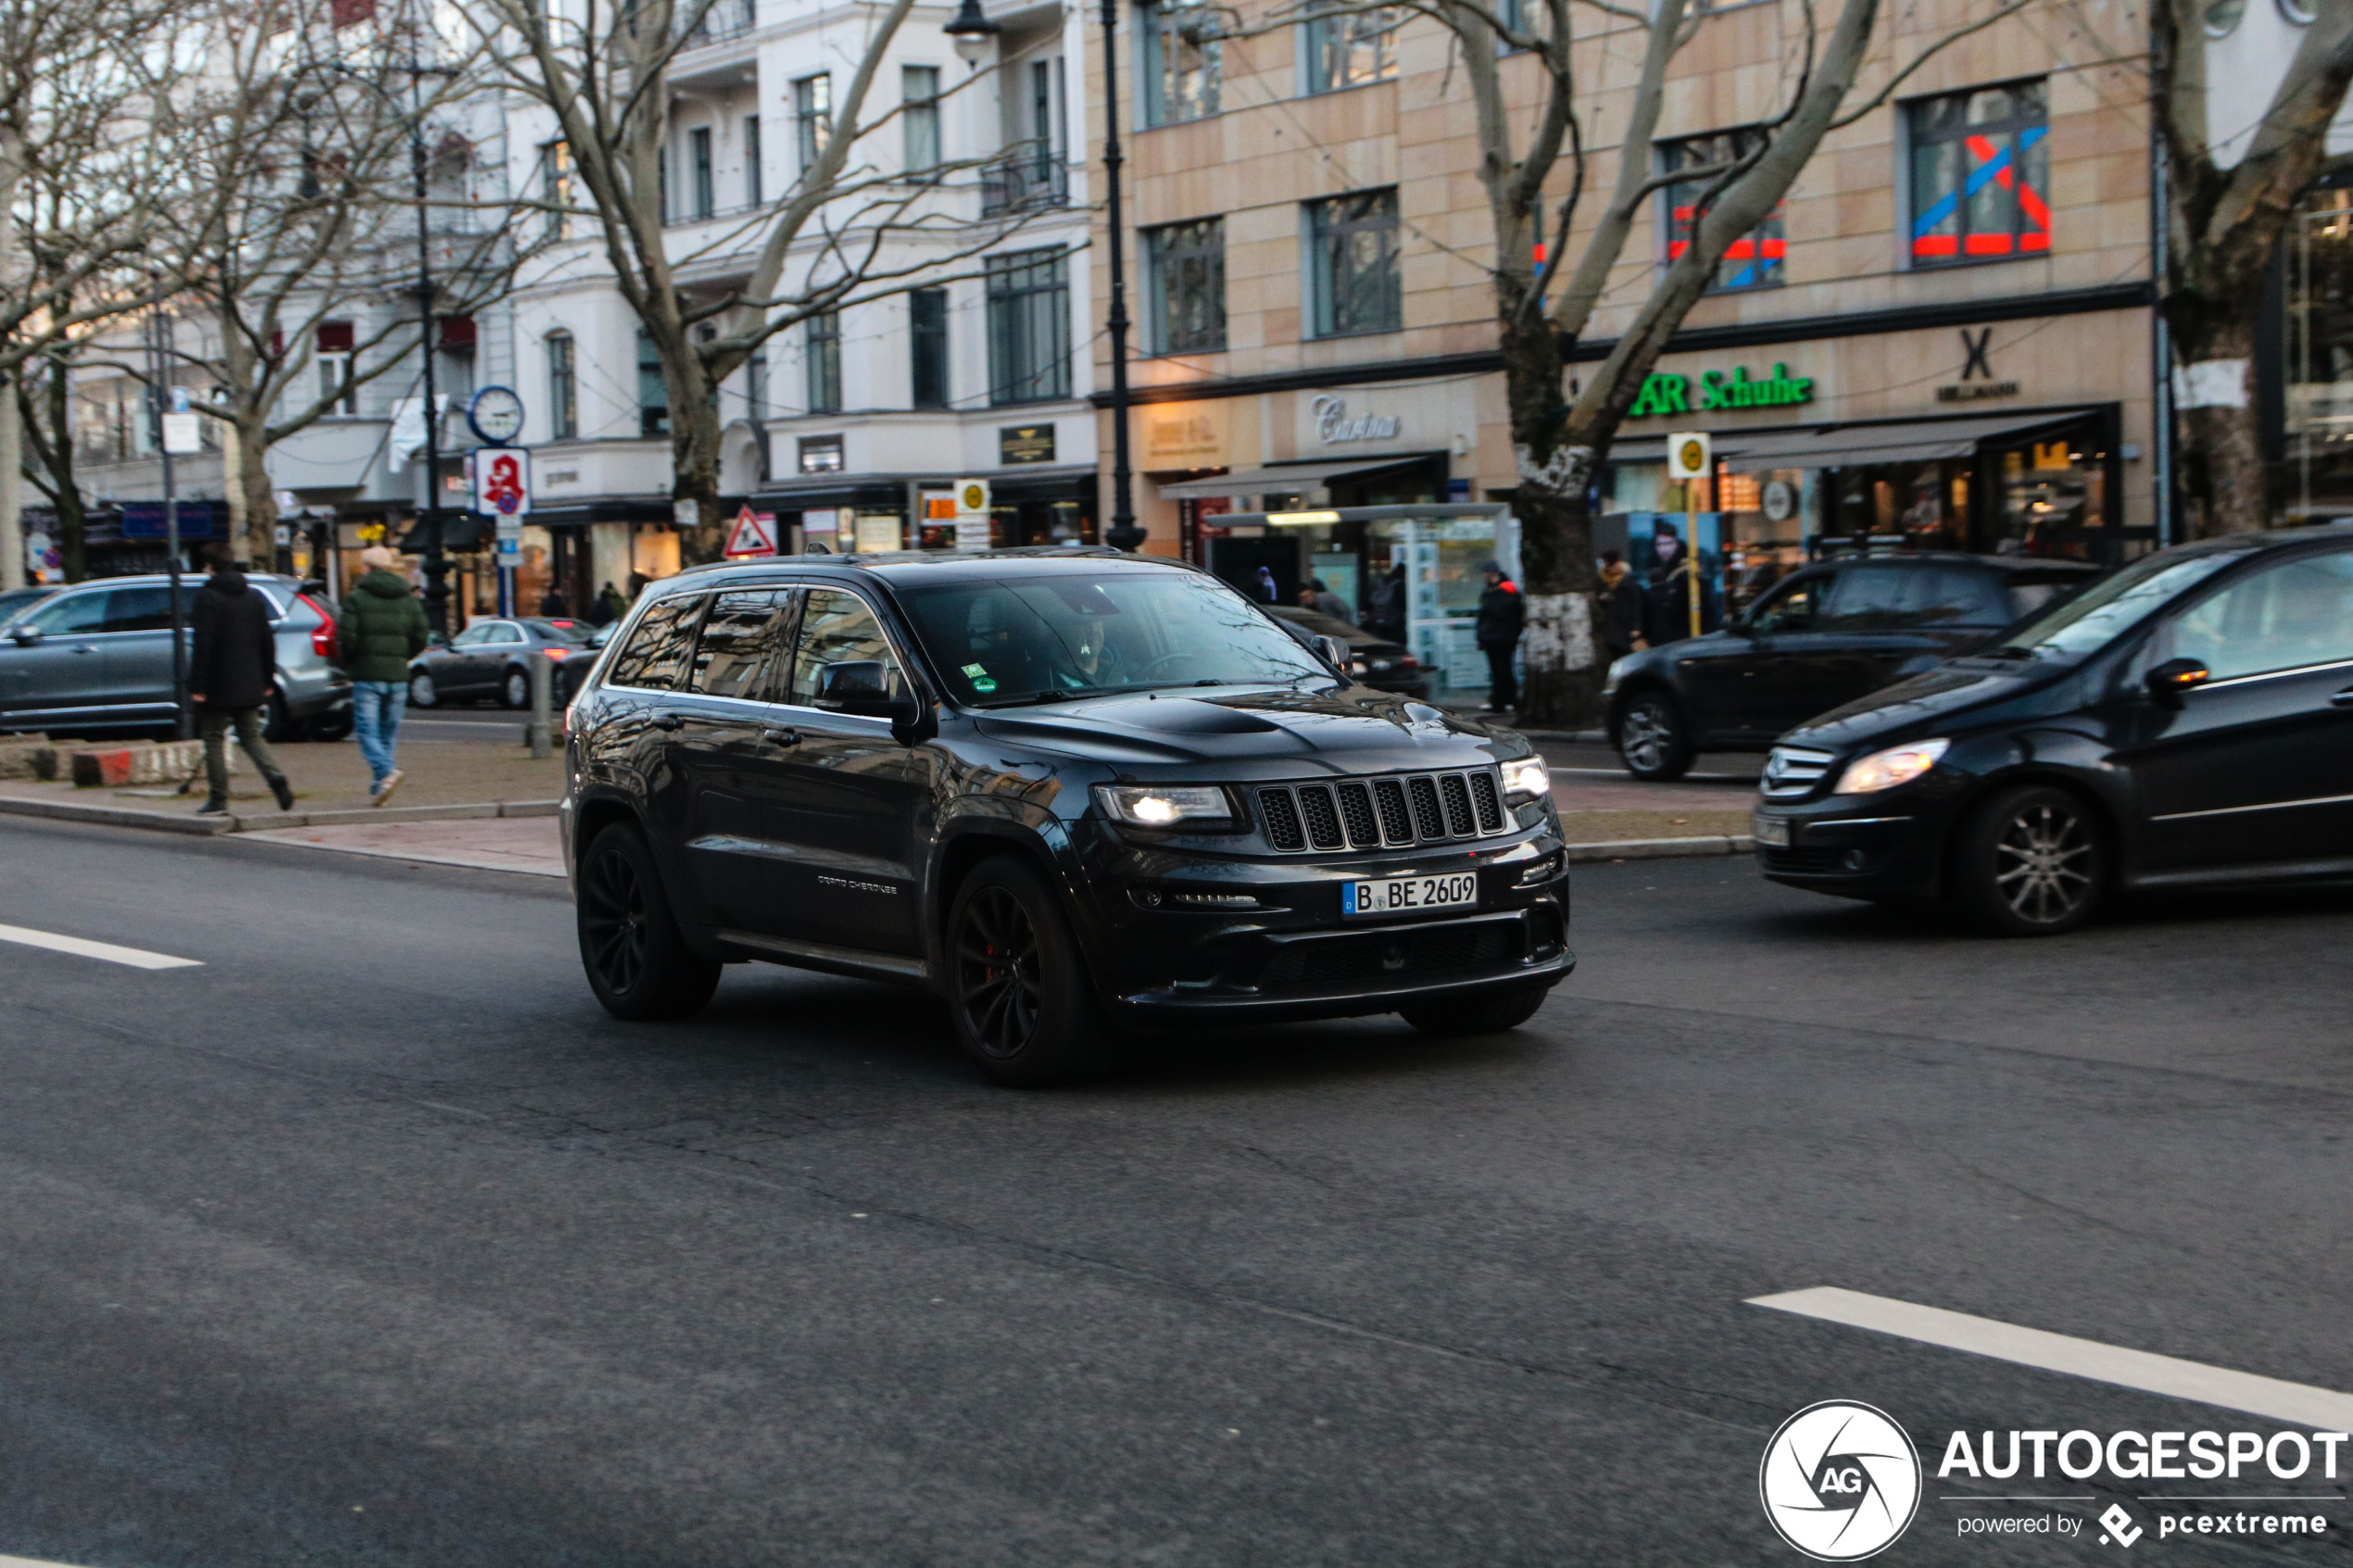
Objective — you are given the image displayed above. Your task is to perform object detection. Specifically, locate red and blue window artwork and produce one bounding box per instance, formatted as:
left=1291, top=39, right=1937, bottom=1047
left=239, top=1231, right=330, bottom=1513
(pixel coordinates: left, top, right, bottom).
left=1661, top=129, right=1784, bottom=292
left=1907, top=82, right=2050, bottom=265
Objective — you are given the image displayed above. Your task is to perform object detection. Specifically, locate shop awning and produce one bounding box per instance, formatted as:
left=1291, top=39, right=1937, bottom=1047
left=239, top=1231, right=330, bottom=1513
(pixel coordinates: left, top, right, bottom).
left=1607, top=410, right=2090, bottom=470
left=1154, top=457, right=1425, bottom=499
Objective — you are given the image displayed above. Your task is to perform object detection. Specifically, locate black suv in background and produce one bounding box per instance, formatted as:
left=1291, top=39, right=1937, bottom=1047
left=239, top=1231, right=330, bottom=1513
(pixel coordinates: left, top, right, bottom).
left=1751, top=525, right=2353, bottom=934
left=1604, top=553, right=2103, bottom=778
left=561, top=550, right=1573, bottom=1084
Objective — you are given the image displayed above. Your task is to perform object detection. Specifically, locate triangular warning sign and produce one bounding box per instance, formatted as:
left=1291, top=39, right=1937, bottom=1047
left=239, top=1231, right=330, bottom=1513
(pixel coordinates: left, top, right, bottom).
left=724, top=506, right=777, bottom=557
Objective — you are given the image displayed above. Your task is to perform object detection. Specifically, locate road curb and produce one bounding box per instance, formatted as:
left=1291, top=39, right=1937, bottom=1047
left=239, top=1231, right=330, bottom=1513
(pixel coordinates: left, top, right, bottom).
left=0, top=794, right=562, bottom=837
left=1566, top=834, right=1754, bottom=862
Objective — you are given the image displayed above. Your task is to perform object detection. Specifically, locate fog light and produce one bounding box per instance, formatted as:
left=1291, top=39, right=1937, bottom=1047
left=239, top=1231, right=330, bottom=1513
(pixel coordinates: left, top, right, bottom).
left=1840, top=848, right=1871, bottom=872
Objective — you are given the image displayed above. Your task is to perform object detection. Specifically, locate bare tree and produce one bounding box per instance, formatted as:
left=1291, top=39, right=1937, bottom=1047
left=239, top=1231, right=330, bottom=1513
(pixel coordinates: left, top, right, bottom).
left=469, top=0, right=1051, bottom=559
left=157, top=1, right=533, bottom=568
left=2155, top=0, right=2353, bottom=537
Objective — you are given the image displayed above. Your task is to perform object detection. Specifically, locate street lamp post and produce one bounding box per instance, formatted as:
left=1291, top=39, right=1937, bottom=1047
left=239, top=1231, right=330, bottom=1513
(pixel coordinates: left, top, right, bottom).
left=1097, top=0, right=1140, bottom=552
left=407, top=78, right=450, bottom=635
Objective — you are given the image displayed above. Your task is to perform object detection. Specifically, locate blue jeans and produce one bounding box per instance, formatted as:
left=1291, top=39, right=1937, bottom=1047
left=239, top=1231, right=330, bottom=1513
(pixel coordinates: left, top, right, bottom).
left=352, top=681, right=405, bottom=784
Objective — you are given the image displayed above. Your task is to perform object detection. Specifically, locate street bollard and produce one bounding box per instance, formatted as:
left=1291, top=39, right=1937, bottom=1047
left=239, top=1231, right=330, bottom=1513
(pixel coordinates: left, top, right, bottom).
left=528, top=648, right=553, bottom=759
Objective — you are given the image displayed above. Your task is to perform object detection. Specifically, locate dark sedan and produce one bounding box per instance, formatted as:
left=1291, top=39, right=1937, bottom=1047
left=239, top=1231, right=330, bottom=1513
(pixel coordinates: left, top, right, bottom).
left=1266, top=605, right=1431, bottom=698
left=1751, top=524, right=2353, bottom=934
left=1604, top=552, right=2103, bottom=779
left=409, top=617, right=587, bottom=709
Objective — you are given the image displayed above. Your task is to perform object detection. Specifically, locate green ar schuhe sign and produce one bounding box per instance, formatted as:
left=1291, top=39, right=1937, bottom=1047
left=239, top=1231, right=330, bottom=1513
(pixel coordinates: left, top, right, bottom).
left=1627, top=362, right=1813, bottom=418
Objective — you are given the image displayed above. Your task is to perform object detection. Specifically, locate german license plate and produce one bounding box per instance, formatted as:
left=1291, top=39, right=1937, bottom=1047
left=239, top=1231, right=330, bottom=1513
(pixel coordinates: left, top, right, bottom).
left=1342, top=872, right=1478, bottom=919
left=1752, top=812, right=1791, bottom=847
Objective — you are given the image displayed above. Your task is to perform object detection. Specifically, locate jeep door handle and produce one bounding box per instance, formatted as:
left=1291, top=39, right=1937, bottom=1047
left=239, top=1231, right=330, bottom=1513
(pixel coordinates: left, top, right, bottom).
left=762, top=727, right=801, bottom=747
left=650, top=711, right=685, bottom=731
left=2332, top=687, right=2353, bottom=709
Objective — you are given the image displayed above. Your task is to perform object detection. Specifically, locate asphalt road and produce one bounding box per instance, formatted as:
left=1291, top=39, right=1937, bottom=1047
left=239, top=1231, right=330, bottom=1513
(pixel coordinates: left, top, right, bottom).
left=3, top=815, right=2349, bottom=1567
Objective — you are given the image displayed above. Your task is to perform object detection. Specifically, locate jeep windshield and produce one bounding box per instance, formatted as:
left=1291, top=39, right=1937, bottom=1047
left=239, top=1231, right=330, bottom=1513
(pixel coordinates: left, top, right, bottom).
left=896, top=571, right=1331, bottom=707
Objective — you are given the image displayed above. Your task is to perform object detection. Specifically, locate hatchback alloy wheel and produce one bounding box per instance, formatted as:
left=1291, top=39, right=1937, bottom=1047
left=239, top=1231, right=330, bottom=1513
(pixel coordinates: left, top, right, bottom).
left=954, top=885, right=1042, bottom=1060
left=503, top=669, right=530, bottom=709
left=409, top=672, right=436, bottom=708
left=1994, top=801, right=2095, bottom=924
left=1955, top=784, right=2105, bottom=936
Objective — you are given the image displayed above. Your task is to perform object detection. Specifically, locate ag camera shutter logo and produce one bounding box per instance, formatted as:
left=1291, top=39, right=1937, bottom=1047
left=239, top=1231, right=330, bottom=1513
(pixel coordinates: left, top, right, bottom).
left=1760, top=1401, right=1923, bottom=1561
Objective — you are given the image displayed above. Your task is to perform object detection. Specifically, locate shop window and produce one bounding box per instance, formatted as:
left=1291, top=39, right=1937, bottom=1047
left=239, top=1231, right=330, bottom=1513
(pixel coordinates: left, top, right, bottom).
left=547, top=332, right=577, bottom=438
left=795, top=74, right=831, bottom=172
left=903, top=67, right=940, bottom=176
left=1906, top=80, right=2048, bottom=266
left=637, top=329, right=669, bottom=437
left=1302, top=6, right=1397, bottom=94
left=806, top=310, right=842, bottom=413
left=987, top=248, right=1072, bottom=405
left=1660, top=130, right=1784, bottom=291
left=911, top=288, right=950, bottom=408
left=1307, top=190, right=1401, bottom=338
left=1996, top=429, right=2106, bottom=553
left=1142, top=0, right=1220, bottom=127
left=799, top=433, right=844, bottom=472
left=2284, top=185, right=2353, bottom=521
left=1146, top=218, right=1225, bottom=354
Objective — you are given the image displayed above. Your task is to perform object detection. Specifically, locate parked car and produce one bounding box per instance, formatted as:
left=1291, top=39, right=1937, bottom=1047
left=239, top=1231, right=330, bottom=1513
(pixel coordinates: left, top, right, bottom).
left=1604, top=553, right=2105, bottom=779
left=0, top=572, right=350, bottom=740
left=561, top=548, right=1572, bottom=1084
left=557, top=620, right=619, bottom=705
left=408, top=617, right=588, bottom=709
left=1750, top=523, right=2353, bottom=935
left=1265, top=604, right=1431, bottom=698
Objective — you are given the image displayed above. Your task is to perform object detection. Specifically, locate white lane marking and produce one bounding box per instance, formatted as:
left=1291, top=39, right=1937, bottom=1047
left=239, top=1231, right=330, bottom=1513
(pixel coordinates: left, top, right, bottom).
left=1750, top=1286, right=2353, bottom=1430
left=4, top=1556, right=107, bottom=1567
left=0, top=923, right=202, bottom=971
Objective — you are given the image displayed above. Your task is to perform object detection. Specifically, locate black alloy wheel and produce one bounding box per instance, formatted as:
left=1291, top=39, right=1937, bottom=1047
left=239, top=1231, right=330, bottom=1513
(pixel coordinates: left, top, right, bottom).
left=1954, top=784, right=2105, bottom=936
left=1616, top=692, right=1693, bottom=782
left=576, top=822, right=722, bottom=1019
left=502, top=667, right=531, bottom=709
left=947, top=858, right=1108, bottom=1086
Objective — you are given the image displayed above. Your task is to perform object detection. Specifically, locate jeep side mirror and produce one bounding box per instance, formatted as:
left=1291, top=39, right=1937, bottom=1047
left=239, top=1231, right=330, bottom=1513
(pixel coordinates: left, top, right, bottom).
left=1311, top=633, right=1352, bottom=673
left=816, top=659, right=917, bottom=724
left=2146, top=657, right=2210, bottom=703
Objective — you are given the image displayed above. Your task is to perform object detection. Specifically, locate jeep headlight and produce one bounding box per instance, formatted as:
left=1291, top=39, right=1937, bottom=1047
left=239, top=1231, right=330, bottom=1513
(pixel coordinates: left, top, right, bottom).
left=1832, top=737, right=1950, bottom=795
left=1093, top=784, right=1238, bottom=830
left=1500, top=755, right=1552, bottom=804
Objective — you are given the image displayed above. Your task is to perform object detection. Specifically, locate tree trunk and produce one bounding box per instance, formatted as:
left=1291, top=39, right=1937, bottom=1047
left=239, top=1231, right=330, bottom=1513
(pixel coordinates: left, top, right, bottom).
left=1501, top=310, right=1604, bottom=728
left=2170, top=313, right=2267, bottom=537
left=0, top=370, right=20, bottom=592
left=669, top=355, right=727, bottom=564
left=233, top=415, right=280, bottom=568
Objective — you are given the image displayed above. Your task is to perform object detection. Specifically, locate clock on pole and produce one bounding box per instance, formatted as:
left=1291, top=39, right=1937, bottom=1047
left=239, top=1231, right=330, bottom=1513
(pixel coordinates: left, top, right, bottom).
left=468, top=386, right=526, bottom=445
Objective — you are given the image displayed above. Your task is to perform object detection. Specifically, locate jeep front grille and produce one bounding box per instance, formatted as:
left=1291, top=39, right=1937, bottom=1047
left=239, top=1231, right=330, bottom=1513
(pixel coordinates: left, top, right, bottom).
left=1257, top=770, right=1515, bottom=853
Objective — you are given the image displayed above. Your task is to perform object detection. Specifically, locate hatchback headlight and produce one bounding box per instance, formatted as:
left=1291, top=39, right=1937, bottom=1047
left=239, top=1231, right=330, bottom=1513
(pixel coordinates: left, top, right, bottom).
left=1832, top=737, right=1950, bottom=795
left=1500, top=755, right=1551, bottom=804
left=1093, top=784, right=1237, bottom=830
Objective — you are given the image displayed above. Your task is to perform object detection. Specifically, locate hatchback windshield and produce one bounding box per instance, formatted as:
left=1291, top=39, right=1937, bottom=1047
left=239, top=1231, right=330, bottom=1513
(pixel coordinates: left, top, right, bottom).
left=897, top=571, right=1330, bottom=705
left=1992, top=551, right=2245, bottom=659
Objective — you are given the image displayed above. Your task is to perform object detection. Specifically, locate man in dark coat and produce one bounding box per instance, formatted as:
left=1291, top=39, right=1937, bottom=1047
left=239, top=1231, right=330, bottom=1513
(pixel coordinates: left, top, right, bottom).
left=1597, top=548, right=1646, bottom=660
left=1473, top=559, right=1525, bottom=715
left=1642, top=528, right=1719, bottom=646
left=187, top=543, right=295, bottom=814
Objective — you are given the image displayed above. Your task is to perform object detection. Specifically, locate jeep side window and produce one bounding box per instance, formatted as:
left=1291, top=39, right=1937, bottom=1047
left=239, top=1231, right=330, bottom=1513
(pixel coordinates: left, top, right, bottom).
left=788, top=590, right=906, bottom=707
left=688, top=590, right=796, bottom=701
left=605, top=595, right=706, bottom=690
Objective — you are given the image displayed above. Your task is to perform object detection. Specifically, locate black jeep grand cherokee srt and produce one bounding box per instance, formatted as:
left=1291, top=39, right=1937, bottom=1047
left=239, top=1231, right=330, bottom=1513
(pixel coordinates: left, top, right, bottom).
left=560, top=548, right=1573, bottom=1084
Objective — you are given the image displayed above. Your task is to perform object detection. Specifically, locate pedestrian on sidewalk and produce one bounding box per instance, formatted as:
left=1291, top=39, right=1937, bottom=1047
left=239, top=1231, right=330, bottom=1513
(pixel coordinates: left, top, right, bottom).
left=537, top=585, right=570, bottom=617
left=188, top=543, right=295, bottom=816
left=1474, top=559, right=1524, bottom=715
left=589, top=581, right=626, bottom=626
left=337, top=545, right=430, bottom=806
left=1598, top=549, right=1646, bottom=659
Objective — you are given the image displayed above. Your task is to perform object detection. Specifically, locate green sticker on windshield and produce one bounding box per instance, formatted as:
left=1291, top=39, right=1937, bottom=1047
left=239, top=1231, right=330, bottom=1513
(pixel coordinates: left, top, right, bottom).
left=963, top=662, right=999, bottom=694
left=963, top=662, right=988, bottom=678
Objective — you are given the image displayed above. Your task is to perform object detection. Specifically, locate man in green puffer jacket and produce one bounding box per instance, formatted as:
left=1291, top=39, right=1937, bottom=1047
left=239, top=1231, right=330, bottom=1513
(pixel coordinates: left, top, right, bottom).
left=336, top=546, right=431, bottom=803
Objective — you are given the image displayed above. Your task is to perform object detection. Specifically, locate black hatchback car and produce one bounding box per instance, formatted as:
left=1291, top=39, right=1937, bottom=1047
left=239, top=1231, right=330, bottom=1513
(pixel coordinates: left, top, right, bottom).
left=1750, top=524, right=2353, bottom=935
left=560, top=549, right=1573, bottom=1084
left=1604, top=553, right=2103, bottom=778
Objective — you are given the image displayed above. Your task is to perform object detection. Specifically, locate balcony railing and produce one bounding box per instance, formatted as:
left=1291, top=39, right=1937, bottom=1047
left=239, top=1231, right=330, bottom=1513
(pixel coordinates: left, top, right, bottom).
left=981, top=157, right=1069, bottom=217
left=679, top=0, right=754, bottom=47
